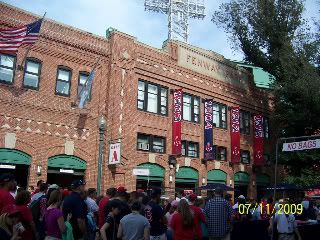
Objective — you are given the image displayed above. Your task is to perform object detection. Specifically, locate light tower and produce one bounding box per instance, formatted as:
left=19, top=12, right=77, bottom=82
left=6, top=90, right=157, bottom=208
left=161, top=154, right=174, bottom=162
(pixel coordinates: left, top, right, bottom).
left=144, top=0, right=206, bottom=43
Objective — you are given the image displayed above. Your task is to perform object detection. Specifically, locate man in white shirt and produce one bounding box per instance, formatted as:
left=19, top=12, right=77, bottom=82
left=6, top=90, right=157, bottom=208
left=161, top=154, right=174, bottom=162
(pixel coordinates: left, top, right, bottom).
left=270, top=200, right=301, bottom=240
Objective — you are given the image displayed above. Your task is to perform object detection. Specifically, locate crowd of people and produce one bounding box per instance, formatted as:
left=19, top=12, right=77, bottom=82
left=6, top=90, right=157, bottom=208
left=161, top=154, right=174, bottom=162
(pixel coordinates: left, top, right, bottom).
left=1, top=172, right=320, bottom=240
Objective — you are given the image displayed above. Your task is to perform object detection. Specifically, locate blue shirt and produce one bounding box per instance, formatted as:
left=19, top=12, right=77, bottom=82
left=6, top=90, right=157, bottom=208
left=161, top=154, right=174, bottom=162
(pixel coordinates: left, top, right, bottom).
left=63, top=191, right=87, bottom=239
left=204, top=196, right=233, bottom=238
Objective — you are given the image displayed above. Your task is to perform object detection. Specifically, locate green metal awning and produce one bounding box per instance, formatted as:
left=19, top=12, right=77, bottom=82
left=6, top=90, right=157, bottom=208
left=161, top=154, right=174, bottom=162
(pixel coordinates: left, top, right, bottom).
left=136, top=163, right=165, bottom=181
left=234, top=171, right=250, bottom=186
left=207, top=169, right=227, bottom=184
left=48, top=155, right=86, bottom=170
left=0, top=148, right=31, bottom=165
left=176, top=167, right=199, bottom=183
left=256, top=174, right=270, bottom=186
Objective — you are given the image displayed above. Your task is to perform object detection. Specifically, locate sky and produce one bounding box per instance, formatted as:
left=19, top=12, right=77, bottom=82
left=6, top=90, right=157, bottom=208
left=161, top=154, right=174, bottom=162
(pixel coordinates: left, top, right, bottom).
left=2, top=0, right=319, bottom=61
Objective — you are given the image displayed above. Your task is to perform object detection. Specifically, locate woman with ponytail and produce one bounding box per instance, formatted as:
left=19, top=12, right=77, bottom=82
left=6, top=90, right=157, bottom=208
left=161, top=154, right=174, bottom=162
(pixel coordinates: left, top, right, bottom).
left=170, top=199, right=200, bottom=240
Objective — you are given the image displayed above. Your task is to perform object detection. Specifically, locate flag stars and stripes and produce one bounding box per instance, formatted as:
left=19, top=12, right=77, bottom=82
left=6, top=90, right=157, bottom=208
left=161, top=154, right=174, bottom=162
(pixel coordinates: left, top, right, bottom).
left=0, top=19, right=43, bottom=53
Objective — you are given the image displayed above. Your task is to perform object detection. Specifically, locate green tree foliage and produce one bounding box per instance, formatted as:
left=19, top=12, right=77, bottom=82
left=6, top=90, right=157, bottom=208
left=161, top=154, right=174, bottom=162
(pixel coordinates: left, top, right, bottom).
left=212, top=0, right=320, bottom=185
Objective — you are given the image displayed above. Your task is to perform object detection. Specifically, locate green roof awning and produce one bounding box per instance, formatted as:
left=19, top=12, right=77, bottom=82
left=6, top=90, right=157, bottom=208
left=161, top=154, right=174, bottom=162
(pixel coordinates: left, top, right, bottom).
left=48, top=155, right=86, bottom=170
left=234, top=171, right=250, bottom=185
left=208, top=169, right=227, bottom=184
left=176, top=167, right=199, bottom=183
left=136, top=163, right=164, bottom=181
left=256, top=174, right=270, bottom=186
left=0, top=148, right=31, bottom=165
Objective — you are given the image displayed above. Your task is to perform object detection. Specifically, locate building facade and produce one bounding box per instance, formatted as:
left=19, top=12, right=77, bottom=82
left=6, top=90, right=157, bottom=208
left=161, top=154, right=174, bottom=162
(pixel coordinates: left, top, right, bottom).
left=0, top=3, right=274, bottom=199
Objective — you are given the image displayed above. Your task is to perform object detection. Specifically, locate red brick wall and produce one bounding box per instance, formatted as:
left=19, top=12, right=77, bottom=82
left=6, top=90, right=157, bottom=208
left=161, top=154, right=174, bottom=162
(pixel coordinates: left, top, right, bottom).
left=0, top=3, right=274, bottom=199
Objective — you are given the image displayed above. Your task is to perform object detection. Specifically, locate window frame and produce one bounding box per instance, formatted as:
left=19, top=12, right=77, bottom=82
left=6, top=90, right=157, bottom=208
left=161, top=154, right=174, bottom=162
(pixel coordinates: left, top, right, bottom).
left=240, top=110, right=251, bottom=135
left=22, top=58, right=42, bottom=90
left=137, top=80, right=168, bottom=116
left=264, top=117, right=270, bottom=139
left=182, top=93, right=200, bottom=123
left=137, top=133, right=166, bottom=153
left=212, top=102, right=227, bottom=129
left=181, top=140, right=199, bottom=158
left=55, top=66, right=72, bottom=97
left=240, top=150, right=251, bottom=164
left=0, top=53, right=17, bottom=85
left=217, top=146, right=227, bottom=161
left=77, top=71, right=91, bottom=101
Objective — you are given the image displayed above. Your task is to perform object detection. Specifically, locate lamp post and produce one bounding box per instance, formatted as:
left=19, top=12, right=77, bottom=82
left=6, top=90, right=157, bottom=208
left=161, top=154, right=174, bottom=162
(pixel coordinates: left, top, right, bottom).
left=97, top=116, right=107, bottom=196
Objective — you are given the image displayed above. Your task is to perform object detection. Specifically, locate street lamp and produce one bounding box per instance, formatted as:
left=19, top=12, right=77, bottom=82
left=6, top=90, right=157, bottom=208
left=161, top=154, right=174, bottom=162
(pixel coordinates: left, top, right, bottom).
left=97, top=115, right=107, bottom=196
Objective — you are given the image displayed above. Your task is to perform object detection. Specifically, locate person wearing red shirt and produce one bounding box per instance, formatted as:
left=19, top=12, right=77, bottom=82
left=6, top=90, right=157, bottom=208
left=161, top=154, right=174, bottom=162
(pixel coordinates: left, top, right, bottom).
left=0, top=173, right=16, bottom=213
left=98, top=187, right=117, bottom=228
left=189, top=194, right=205, bottom=239
left=15, top=190, right=37, bottom=240
left=171, top=199, right=200, bottom=240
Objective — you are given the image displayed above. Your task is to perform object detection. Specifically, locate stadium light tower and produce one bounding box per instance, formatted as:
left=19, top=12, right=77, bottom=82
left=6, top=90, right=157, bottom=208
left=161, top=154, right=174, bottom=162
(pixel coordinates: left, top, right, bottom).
left=144, top=0, right=206, bottom=43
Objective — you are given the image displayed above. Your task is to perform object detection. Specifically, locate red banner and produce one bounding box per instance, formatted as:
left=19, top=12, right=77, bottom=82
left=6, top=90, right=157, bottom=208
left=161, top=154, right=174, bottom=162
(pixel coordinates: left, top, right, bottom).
left=230, top=107, right=241, bottom=163
left=172, top=89, right=182, bottom=155
left=253, top=114, right=264, bottom=166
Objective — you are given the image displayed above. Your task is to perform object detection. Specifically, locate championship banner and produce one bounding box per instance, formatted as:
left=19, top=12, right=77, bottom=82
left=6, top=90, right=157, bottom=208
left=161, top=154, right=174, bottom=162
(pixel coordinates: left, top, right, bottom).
left=204, top=99, right=214, bottom=160
left=253, top=114, right=264, bottom=166
left=172, top=89, right=182, bottom=155
left=230, top=107, right=241, bottom=163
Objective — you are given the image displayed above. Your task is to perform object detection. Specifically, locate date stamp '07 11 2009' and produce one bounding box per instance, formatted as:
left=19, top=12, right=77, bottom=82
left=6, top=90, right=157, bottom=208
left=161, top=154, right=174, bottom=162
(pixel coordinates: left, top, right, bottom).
left=238, top=203, right=303, bottom=215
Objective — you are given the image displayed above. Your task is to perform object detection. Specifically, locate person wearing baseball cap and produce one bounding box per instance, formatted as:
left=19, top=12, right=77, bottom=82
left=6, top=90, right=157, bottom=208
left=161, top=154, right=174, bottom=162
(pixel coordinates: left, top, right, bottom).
left=0, top=173, right=16, bottom=213
left=62, top=179, right=87, bottom=239
left=0, top=204, right=21, bottom=240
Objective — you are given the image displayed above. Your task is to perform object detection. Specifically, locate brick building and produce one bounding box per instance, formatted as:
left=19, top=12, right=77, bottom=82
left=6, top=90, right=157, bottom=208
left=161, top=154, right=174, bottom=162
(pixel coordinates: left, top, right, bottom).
left=0, top=3, right=274, bottom=199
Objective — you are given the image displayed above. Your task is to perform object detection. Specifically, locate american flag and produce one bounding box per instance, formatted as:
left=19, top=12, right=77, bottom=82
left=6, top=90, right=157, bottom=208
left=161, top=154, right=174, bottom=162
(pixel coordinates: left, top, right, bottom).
left=0, top=19, right=43, bottom=53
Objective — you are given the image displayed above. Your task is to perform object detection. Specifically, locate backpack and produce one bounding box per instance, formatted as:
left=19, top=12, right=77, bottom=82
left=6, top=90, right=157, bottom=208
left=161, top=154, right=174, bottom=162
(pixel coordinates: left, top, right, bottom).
left=29, top=195, right=46, bottom=223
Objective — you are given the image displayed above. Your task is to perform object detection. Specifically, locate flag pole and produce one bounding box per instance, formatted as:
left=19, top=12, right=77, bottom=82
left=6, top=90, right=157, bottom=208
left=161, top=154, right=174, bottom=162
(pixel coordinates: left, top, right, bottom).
left=18, top=12, right=46, bottom=71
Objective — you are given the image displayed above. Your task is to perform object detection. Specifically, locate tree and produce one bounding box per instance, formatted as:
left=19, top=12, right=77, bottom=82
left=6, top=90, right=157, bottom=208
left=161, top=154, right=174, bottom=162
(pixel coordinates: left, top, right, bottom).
left=212, top=0, right=320, bottom=185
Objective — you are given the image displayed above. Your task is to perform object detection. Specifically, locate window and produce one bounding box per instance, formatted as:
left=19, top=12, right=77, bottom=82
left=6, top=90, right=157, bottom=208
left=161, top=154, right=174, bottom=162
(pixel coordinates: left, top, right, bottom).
left=137, top=80, right=168, bottom=115
left=183, top=94, right=200, bottom=123
left=240, top=110, right=250, bottom=134
left=217, top=147, right=227, bottom=161
left=241, top=150, right=250, bottom=164
left=213, top=103, right=227, bottom=129
left=137, top=133, right=165, bottom=153
left=55, top=67, right=71, bottom=96
left=181, top=141, right=199, bottom=158
left=23, top=59, right=41, bottom=89
left=0, top=54, right=16, bottom=84
left=77, top=72, right=91, bottom=100
left=264, top=117, right=269, bottom=139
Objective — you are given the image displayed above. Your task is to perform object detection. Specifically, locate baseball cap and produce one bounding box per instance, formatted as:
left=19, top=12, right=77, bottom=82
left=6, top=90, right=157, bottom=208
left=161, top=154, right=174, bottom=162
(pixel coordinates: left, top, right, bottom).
left=48, top=184, right=59, bottom=190
left=71, top=180, right=86, bottom=189
left=1, top=204, right=20, bottom=216
left=0, top=173, right=15, bottom=184
left=117, top=186, right=127, bottom=193
left=189, top=194, right=197, bottom=202
left=238, top=195, right=246, bottom=199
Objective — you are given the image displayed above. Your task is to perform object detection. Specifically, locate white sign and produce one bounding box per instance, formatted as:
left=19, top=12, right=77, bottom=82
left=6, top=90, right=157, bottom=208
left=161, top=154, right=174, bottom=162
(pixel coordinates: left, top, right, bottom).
left=133, top=168, right=150, bottom=176
left=282, top=139, right=320, bottom=152
left=0, top=164, right=16, bottom=169
left=109, top=142, right=121, bottom=165
left=60, top=169, right=74, bottom=174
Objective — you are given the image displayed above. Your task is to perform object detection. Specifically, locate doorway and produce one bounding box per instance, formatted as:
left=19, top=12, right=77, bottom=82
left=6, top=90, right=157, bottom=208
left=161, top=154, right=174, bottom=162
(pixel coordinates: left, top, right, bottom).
left=0, top=164, right=29, bottom=189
